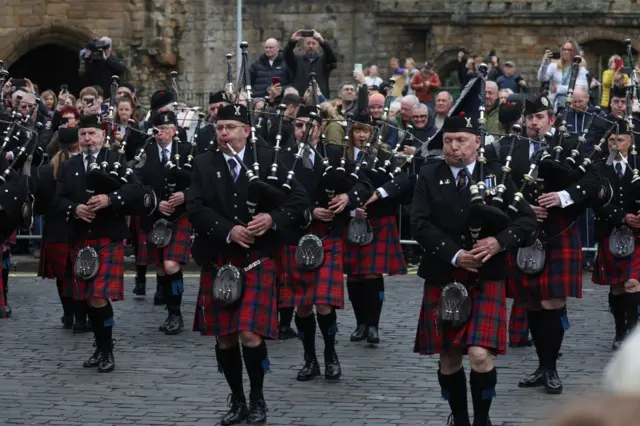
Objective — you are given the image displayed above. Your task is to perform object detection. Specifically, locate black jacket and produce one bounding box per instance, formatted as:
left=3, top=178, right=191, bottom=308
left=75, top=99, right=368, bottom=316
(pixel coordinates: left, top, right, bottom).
left=187, top=142, right=308, bottom=265
left=80, top=55, right=126, bottom=98
left=411, top=159, right=537, bottom=283
left=593, top=159, right=638, bottom=241
left=54, top=148, right=144, bottom=242
left=249, top=53, right=292, bottom=98
left=284, top=40, right=337, bottom=97
left=34, top=163, right=70, bottom=243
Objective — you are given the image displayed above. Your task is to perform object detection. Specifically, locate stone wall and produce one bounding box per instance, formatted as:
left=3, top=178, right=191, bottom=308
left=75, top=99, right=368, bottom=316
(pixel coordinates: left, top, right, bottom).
left=2, top=0, right=640, bottom=106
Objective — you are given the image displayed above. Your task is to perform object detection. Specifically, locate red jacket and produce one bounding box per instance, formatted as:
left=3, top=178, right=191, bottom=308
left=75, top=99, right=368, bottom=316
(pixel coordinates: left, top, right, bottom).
left=411, top=71, right=441, bottom=104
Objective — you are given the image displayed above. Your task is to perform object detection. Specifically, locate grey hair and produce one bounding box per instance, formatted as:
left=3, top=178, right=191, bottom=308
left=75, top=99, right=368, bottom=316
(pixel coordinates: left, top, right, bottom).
left=437, top=91, right=454, bottom=104
left=412, top=103, right=429, bottom=113
left=401, top=95, right=419, bottom=106
left=389, top=101, right=401, bottom=111
left=486, top=81, right=498, bottom=92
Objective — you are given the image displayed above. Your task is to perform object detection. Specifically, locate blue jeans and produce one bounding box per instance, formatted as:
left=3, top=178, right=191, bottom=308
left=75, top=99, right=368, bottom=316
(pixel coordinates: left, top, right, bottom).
left=29, top=215, right=43, bottom=251
left=577, top=209, right=595, bottom=266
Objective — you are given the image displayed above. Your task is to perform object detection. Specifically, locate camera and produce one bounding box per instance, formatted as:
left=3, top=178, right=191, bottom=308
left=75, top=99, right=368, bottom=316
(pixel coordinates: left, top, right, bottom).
left=86, top=38, right=110, bottom=61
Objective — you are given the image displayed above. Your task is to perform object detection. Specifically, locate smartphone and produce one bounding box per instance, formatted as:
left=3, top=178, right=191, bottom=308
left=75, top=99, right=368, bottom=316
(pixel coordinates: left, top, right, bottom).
left=10, top=78, right=25, bottom=88
left=354, top=63, right=363, bottom=73
left=60, top=84, right=68, bottom=93
left=300, top=30, right=314, bottom=38
left=615, top=58, right=624, bottom=70
left=101, top=104, right=108, bottom=116
left=551, top=51, right=561, bottom=60
left=87, top=98, right=94, bottom=106
left=271, top=76, right=281, bottom=85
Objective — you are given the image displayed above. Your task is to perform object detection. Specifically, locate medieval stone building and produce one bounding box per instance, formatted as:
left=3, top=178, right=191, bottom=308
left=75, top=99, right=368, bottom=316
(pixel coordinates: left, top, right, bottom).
left=2, top=0, right=637, bottom=106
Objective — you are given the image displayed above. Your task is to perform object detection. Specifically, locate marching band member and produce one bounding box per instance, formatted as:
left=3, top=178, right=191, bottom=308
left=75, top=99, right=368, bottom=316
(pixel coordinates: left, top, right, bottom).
left=188, top=103, right=307, bottom=425
left=54, top=114, right=144, bottom=373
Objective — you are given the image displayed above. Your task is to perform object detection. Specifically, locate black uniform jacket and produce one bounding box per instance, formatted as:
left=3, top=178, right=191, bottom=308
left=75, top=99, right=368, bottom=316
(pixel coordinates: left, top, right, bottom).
left=277, top=142, right=374, bottom=245
left=134, top=139, right=195, bottom=231
left=592, top=159, right=639, bottom=241
left=54, top=148, right=144, bottom=242
left=196, top=122, right=215, bottom=154
left=362, top=148, right=414, bottom=218
left=486, top=133, right=601, bottom=238
left=34, top=163, right=70, bottom=243
left=411, top=158, right=537, bottom=284
left=187, top=141, right=308, bottom=266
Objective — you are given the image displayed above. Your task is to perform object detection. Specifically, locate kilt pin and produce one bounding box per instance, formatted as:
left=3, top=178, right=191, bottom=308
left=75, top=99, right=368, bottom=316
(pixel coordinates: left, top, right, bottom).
left=342, top=216, right=407, bottom=276
left=278, top=220, right=345, bottom=309
left=130, top=216, right=148, bottom=266
left=592, top=232, right=640, bottom=285
left=145, top=215, right=192, bottom=266
left=414, top=269, right=507, bottom=356
left=69, top=237, right=125, bottom=302
left=194, top=254, right=279, bottom=340
left=515, top=220, right=582, bottom=303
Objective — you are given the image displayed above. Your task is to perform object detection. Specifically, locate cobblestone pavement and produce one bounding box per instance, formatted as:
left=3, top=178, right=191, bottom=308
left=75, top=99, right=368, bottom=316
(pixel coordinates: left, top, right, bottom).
left=0, top=271, right=615, bottom=426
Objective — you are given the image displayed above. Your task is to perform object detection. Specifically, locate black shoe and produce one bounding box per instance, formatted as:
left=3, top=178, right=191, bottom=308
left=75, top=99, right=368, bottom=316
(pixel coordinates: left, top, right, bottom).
left=133, top=279, right=146, bottom=296
left=83, top=341, right=102, bottom=368
left=297, top=355, right=321, bottom=381
left=544, top=370, right=563, bottom=394
left=612, top=334, right=625, bottom=350
left=73, top=319, right=88, bottom=334
left=366, top=326, right=380, bottom=344
left=509, top=340, right=534, bottom=348
left=158, top=309, right=171, bottom=332
left=220, top=394, right=249, bottom=426
left=518, top=368, right=545, bottom=388
left=164, top=313, right=184, bottom=335
left=98, top=351, right=115, bottom=373
left=324, top=350, right=342, bottom=381
left=350, top=325, right=368, bottom=342
left=61, top=314, right=74, bottom=329
left=278, top=326, right=297, bottom=340
left=247, top=393, right=267, bottom=424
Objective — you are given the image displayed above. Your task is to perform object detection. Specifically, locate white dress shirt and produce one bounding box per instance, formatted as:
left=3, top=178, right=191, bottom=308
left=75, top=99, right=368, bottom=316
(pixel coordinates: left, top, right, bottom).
left=450, top=161, right=476, bottom=266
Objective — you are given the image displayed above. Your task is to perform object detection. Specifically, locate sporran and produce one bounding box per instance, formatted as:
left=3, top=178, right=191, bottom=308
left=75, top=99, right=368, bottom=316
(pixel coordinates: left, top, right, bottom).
left=347, top=217, right=374, bottom=246
left=74, top=246, right=100, bottom=281
left=435, top=281, right=472, bottom=328
left=295, top=234, right=324, bottom=271
left=609, top=225, right=635, bottom=258
left=211, top=257, right=268, bottom=308
left=516, top=238, right=546, bottom=274
left=150, top=218, right=173, bottom=248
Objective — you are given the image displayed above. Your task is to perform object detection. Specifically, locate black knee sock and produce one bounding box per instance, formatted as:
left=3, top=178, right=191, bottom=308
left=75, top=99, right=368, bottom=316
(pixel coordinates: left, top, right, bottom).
left=136, top=265, right=147, bottom=283
left=625, top=292, right=640, bottom=333
left=366, top=277, right=385, bottom=328
left=2, top=265, right=9, bottom=297
left=155, top=273, right=165, bottom=295
left=526, top=310, right=544, bottom=368
left=242, top=340, right=269, bottom=398
left=87, top=303, right=103, bottom=349
left=89, top=302, right=115, bottom=352
left=541, top=307, right=568, bottom=371
left=470, top=368, right=497, bottom=426
left=56, top=279, right=73, bottom=317
left=166, top=270, right=184, bottom=315
left=216, top=344, right=245, bottom=401
left=74, top=299, right=88, bottom=323
left=610, top=292, right=627, bottom=336
left=346, top=277, right=363, bottom=325
left=279, top=307, right=294, bottom=328
left=438, top=367, right=470, bottom=426
left=295, top=314, right=317, bottom=359
left=316, top=309, right=338, bottom=356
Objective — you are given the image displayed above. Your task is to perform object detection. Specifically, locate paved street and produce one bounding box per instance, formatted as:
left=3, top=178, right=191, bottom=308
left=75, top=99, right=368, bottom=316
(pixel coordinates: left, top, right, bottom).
left=0, top=271, right=616, bottom=426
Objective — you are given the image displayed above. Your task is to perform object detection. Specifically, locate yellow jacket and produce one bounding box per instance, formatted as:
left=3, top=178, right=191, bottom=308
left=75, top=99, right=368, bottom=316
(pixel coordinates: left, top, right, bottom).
left=601, top=69, right=630, bottom=107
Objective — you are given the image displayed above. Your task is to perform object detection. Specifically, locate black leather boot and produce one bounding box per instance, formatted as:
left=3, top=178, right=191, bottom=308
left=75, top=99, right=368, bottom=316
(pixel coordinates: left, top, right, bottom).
left=324, top=350, right=342, bottom=380
left=220, top=394, right=249, bottom=425
left=247, top=392, right=267, bottom=424
left=297, top=354, right=320, bottom=381
left=366, top=326, right=380, bottom=344
left=83, top=339, right=102, bottom=368
left=350, top=325, right=368, bottom=342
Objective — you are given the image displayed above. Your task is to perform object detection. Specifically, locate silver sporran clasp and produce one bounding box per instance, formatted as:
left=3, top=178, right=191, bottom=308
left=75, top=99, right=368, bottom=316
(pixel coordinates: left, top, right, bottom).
left=347, top=217, right=374, bottom=246
left=516, top=238, right=546, bottom=274
left=212, top=264, right=244, bottom=307
left=295, top=234, right=324, bottom=271
left=609, top=225, right=635, bottom=258
left=150, top=218, right=173, bottom=248
left=74, top=246, right=100, bottom=281
left=435, top=281, right=472, bottom=328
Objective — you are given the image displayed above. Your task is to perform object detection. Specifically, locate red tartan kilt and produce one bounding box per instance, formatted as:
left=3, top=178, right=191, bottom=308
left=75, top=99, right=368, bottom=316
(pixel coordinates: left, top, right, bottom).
left=193, top=254, right=278, bottom=339
left=278, top=235, right=345, bottom=309
left=343, top=216, right=407, bottom=276
left=8, top=231, right=16, bottom=246
left=71, top=238, right=125, bottom=301
left=592, top=232, right=640, bottom=285
left=516, top=222, right=582, bottom=303
left=38, top=242, right=70, bottom=279
left=146, top=215, right=192, bottom=266
left=413, top=268, right=507, bottom=356
left=130, top=216, right=148, bottom=266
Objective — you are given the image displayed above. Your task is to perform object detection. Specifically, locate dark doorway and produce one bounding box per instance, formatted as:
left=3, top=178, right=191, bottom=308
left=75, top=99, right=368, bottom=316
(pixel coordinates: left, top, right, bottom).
left=8, top=44, right=82, bottom=96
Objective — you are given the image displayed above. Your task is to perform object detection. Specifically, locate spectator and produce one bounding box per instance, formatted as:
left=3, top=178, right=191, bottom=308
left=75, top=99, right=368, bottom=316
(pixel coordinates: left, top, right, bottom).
left=389, top=57, right=407, bottom=97
left=498, top=88, right=513, bottom=104
left=46, top=106, right=80, bottom=157
left=404, top=58, right=419, bottom=96
left=601, top=55, right=630, bottom=110
left=284, top=29, right=337, bottom=99
left=496, top=61, right=527, bottom=93
left=457, top=51, right=479, bottom=88
left=319, top=101, right=345, bottom=146
left=77, top=86, right=102, bottom=117
left=40, top=90, right=57, bottom=113
left=386, top=95, right=419, bottom=148
left=410, top=62, right=441, bottom=110
left=538, top=40, right=588, bottom=110
left=249, top=38, right=291, bottom=99
left=388, top=100, right=401, bottom=121
left=117, top=82, right=145, bottom=121
left=364, top=65, right=384, bottom=89
left=79, top=36, right=126, bottom=98
left=485, top=81, right=500, bottom=134
left=433, top=91, right=453, bottom=129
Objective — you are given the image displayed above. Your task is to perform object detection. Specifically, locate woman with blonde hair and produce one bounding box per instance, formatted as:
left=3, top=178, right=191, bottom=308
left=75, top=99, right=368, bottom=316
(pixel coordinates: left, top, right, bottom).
left=40, top=90, right=57, bottom=113
left=404, top=58, right=418, bottom=96
left=601, top=54, right=630, bottom=109
left=538, top=39, right=589, bottom=110
left=319, top=101, right=345, bottom=146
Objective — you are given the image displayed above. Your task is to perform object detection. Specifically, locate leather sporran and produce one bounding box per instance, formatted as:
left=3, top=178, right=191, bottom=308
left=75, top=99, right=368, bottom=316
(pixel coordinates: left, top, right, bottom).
left=516, top=239, right=546, bottom=274
left=347, top=217, right=374, bottom=246
left=150, top=218, right=173, bottom=248
left=435, top=281, right=472, bottom=328
left=212, top=264, right=245, bottom=307
left=74, top=246, right=100, bottom=281
left=609, top=225, right=635, bottom=258
left=295, top=234, right=324, bottom=271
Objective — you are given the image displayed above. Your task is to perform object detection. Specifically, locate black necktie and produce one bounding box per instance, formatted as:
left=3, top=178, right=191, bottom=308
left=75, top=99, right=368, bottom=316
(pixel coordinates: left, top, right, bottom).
left=228, top=158, right=238, bottom=182
left=616, top=162, right=624, bottom=179
left=302, top=149, right=313, bottom=169
left=355, top=150, right=364, bottom=163
left=456, top=168, right=468, bottom=191
left=161, top=148, right=169, bottom=165
left=85, top=154, right=94, bottom=172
